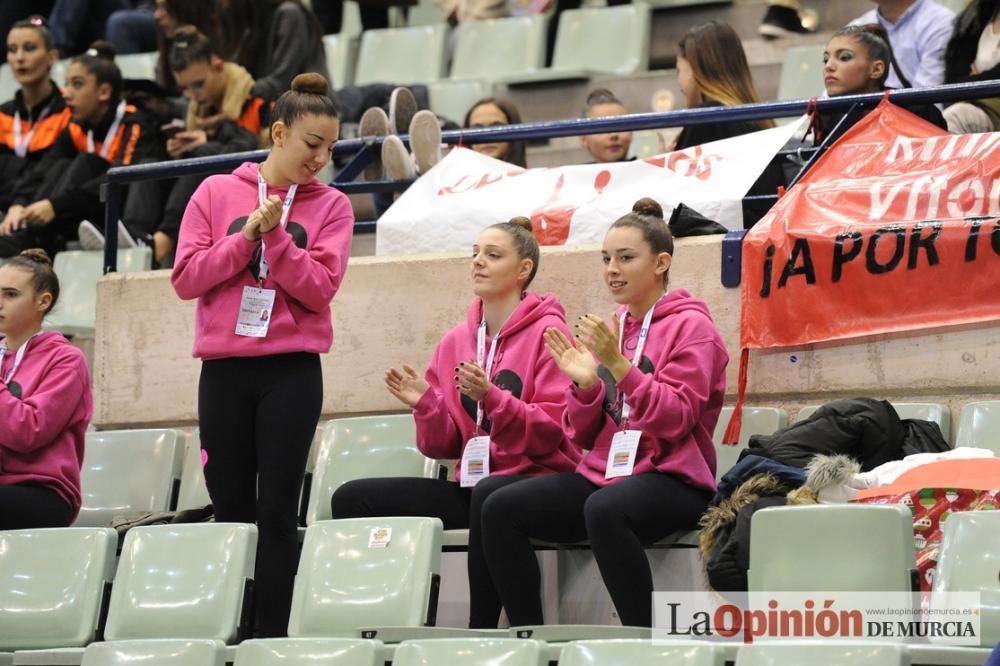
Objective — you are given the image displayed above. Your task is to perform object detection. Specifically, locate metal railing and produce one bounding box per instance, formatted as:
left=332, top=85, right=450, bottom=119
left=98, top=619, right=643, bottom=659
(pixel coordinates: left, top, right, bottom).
left=101, top=79, right=1000, bottom=273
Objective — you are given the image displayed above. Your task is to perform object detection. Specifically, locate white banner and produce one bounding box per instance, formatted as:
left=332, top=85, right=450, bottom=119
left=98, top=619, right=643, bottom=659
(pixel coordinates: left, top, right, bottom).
left=375, top=116, right=808, bottom=256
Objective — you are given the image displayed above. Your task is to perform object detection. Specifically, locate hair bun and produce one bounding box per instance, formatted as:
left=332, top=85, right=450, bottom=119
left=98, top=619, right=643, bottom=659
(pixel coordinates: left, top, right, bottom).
left=632, top=197, right=663, bottom=219
left=508, top=216, right=533, bottom=232
left=171, top=24, right=202, bottom=45
left=86, top=39, right=116, bottom=61
left=291, top=73, right=329, bottom=97
left=18, top=248, right=52, bottom=267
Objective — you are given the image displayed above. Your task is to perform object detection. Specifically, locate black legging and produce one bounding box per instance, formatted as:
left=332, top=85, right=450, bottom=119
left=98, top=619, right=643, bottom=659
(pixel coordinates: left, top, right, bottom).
left=481, top=472, right=711, bottom=627
left=331, top=473, right=526, bottom=628
left=199, top=352, right=323, bottom=638
left=0, top=483, right=74, bottom=530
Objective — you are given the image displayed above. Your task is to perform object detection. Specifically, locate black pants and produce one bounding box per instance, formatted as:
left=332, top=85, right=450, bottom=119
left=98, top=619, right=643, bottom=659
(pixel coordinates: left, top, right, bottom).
left=0, top=483, right=74, bottom=530
left=331, top=474, right=526, bottom=628
left=199, top=352, right=323, bottom=638
left=481, top=472, right=711, bottom=627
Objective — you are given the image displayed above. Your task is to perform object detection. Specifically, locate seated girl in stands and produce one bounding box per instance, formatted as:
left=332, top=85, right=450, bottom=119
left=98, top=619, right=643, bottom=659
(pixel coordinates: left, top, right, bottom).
left=0, top=41, right=164, bottom=258
left=152, top=0, right=227, bottom=98
left=331, top=217, right=580, bottom=629
left=481, top=198, right=728, bottom=628
left=0, top=249, right=91, bottom=530
left=0, top=17, right=72, bottom=213
left=821, top=24, right=946, bottom=132
left=942, top=0, right=1000, bottom=134
left=463, top=97, right=526, bottom=168
left=79, top=25, right=273, bottom=267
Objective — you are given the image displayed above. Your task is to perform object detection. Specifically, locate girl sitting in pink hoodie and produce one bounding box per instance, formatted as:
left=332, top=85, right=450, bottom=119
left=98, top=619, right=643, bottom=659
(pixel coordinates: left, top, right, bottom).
left=331, top=217, right=580, bottom=629
left=0, top=249, right=92, bottom=529
left=481, top=198, right=729, bottom=628
left=171, top=72, right=352, bottom=637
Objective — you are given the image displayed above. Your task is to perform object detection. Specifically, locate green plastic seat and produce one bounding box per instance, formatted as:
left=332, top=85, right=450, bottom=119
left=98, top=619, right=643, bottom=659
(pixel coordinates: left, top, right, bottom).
left=713, top=407, right=789, bottom=481
left=306, top=415, right=439, bottom=525
left=323, top=34, right=358, bottom=89
left=393, top=638, right=547, bottom=666
left=81, top=640, right=225, bottom=666
left=955, top=401, right=1000, bottom=454
left=932, top=512, right=1000, bottom=646
left=0, top=64, right=18, bottom=104
left=354, top=25, right=447, bottom=86
left=748, top=505, right=915, bottom=593
left=287, top=517, right=443, bottom=637
left=559, top=639, right=724, bottom=666
left=428, top=79, right=492, bottom=125
left=0, top=528, right=116, bottom=651
left=176, top=431, right=211, bottom=512
left=450, top=16, right=546, bottom=82
left=777, top=45, right=827, bottom=101
left=45, top=248, right=152, bottom=337
left=405, top=0, right=447, bottom=27
left=736, top=642, right=909, bottom=665
left=75, top=428, right=186, bottom=527
left=234, top=638, right=384, bottom=666
left=114, top=53, right=157, bottom=81
left=798, top=402, right=951, bottom=442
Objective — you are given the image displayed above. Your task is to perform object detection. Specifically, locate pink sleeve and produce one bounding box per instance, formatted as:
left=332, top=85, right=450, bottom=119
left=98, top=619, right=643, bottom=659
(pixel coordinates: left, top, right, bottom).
left=261, top=197, right=353, bottom=314
left=171, top=186, right=257, bottom=300
left=412, top=348, right=464, bottom=460
left=616, top=336, right=720, bottom=444
left=0, top=357, right=89, bottom=454
left=564, top=380, right=610, bottom=450
left=482, top=330, right=572, bottom=457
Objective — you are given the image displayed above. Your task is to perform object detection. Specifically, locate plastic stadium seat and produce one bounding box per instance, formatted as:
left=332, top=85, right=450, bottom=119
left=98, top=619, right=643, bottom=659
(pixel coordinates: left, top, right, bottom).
left=713, top=406, right=789, bottom=481
left=560, top=639, right=724, bottom=666
left=748, top=505, right=916, bottom=592
left=45, top=248, right=152, bottom=337
left=393, top=639, right=547, bottom=666
left=955, top=401, right=1000, bottom=454
left=450, top=16, right=546, bottom=82
left=115, top=53, right=157, bottom=81
left=287, top=517, right=442, bottom=637
left=234, top=638, right=384, bottom=666
left=0, top=65, right=17, bottom=106
left=776, top=45, right=827, bottom=101
left=323, top=34, right=358, bottom=89
left=354, top=25, right=447, bottom=86
left=0, top=528, right=116, bottom=650
left=80, top=640, right=225, bottom=666
left=736, top=642, right=909, bottom=665
left=74, top=428, right=186, bottom=527
left=797, top=402, right=951, bottom=442
left=405, top=0, right=446, bottom=27
left=306, top=415, right=439, bottom=525
left=932, top=512, right=1000, bottom=646
left=176, top=431, right=211, bottom=511
left=428, top=79, right=491, bottom=125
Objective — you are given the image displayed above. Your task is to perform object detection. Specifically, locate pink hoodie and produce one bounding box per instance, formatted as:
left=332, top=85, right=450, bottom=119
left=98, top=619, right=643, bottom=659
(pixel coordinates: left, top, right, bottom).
left=171, top=162, right=354, bottom=359
left=568, top=289, right=728, bottom=491
left=413, top=292, right=581, bottom=480
left=0, top=331, right=92, bottom=518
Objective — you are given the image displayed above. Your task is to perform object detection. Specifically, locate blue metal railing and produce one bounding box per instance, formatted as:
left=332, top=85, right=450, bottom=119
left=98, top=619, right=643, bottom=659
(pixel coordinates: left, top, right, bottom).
left=101, top=79, right=1000, bottom=273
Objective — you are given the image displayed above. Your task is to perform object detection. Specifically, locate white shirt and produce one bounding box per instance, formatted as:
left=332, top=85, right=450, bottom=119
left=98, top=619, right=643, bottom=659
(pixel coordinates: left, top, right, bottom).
left=975, top=21, right=1000, bottom=75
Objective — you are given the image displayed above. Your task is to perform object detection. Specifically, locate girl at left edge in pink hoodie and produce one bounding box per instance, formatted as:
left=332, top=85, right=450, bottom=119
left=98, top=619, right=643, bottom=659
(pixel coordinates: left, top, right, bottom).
left=171, top=73, right=352, bottom=638
left=0, top=249, right=92, bottom=529
left=331, top=217, right=580, bottom=629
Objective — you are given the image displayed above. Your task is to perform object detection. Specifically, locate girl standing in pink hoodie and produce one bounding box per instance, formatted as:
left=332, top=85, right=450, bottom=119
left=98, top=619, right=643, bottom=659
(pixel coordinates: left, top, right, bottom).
left=171, top=72, right=351, bottom=637
left=331, top=217, right=580, bottom=629
left=0, top=249, right=92, bottom=529
left=482, top=198, right=729, bottom=628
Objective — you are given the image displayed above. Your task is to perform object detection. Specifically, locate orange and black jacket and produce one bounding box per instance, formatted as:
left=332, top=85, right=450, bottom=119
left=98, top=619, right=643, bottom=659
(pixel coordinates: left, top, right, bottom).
left=0, top=84, right=73, bottom=200
left=13, top=99, right=166, bottom=215
left=183, top=91, right=273, bottom=158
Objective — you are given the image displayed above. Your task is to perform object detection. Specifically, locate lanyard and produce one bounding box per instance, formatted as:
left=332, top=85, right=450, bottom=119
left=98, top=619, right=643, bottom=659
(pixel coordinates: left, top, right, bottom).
left=86, top=100, right=127, bottom=158
left=13, top=100, right=54, bottom=158
left=0, top=333, right=38, bottom=384
left=474, top=312, right=511, bottom=432
left=617, top=300, right=659, bottom=423
left=255, top=172, right=297, bottom=281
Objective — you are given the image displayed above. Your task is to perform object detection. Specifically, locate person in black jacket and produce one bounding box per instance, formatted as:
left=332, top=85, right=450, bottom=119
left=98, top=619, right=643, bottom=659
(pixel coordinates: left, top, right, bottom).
left=942, top=0, right=1000, bottom=134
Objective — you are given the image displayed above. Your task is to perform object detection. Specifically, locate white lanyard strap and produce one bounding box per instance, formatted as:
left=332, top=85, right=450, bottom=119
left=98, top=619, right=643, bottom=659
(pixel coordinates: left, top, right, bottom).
left=475, top=314, right=510, bottom=431
left=86, top=100, right=127, bottom=158
left=617, top=301, right=658, bottom=423
left=0, top=334, right=37, bottom=384
left=13, top=100, right=54, bottom=158
left=255, top=172, right=297, bottom=281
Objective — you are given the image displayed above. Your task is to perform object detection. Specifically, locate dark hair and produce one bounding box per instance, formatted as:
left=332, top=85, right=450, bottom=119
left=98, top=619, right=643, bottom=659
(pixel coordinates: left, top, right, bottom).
left=168, top=25, right=217, bottom=72
left=6, top=249, right=59, bottom=314
left=156, top=0, right=226, bottom=94
left=830, top=24, right=892, bottom=89
left=489, top=216, right=540, bottom=288
left=462, top=97, right=526, bottom=168
left=609, top=198, right=674, bottom=286
left=581, top=88, right=625, bottom=117
left=71, top=40, right=123, bottom=102
left=678, top=21, right=773, bottom=129
left=9, top=16, right=56, bottom=51
left=223, top=0, right=324, bottom=77
left=270, top=73, right=338, bottom=138
left=945, top=0, right=1000, bottom=84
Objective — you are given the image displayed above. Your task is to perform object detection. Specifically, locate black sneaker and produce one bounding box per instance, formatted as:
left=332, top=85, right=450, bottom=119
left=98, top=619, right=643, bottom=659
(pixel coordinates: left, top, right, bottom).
left=759, top=5, right=814, bottom=39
